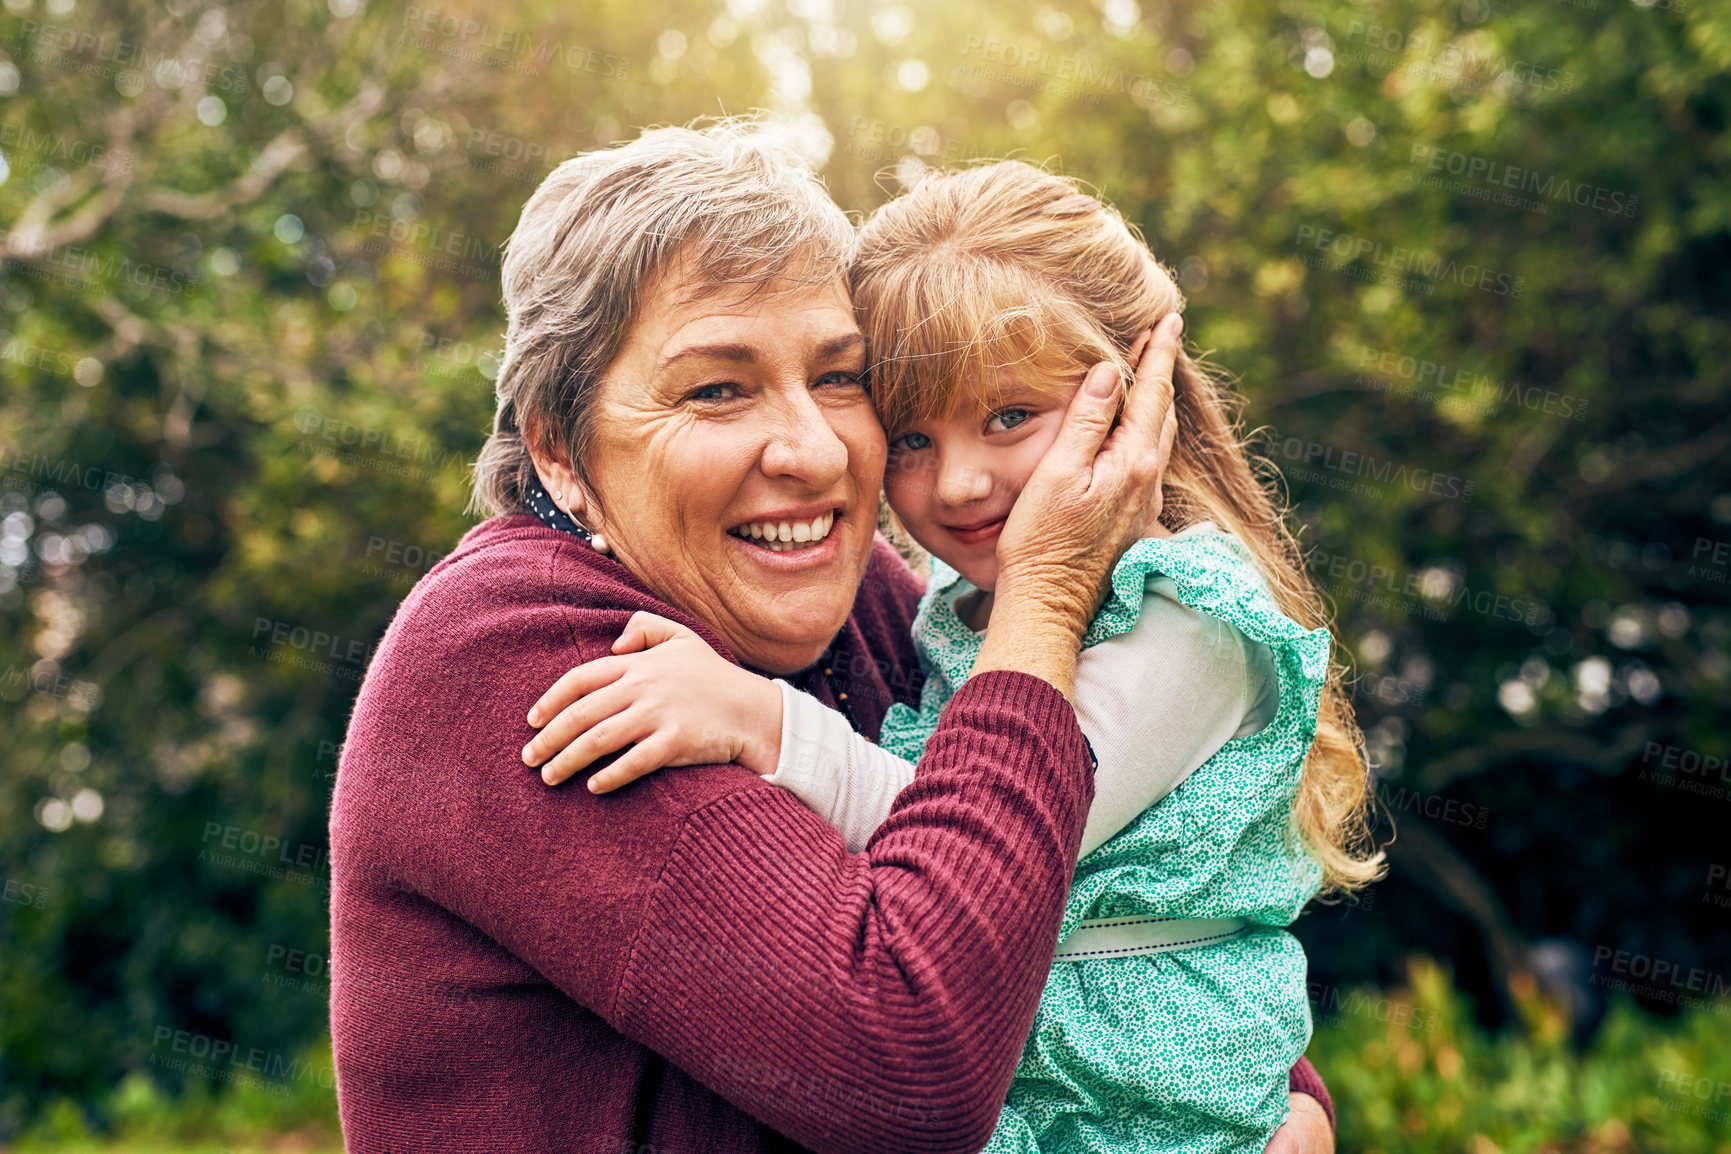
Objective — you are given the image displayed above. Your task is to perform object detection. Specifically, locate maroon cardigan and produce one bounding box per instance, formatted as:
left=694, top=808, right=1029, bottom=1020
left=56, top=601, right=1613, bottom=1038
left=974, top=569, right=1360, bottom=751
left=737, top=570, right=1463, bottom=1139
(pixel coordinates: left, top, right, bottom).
left=329, top=514, right=1331, bottom=1153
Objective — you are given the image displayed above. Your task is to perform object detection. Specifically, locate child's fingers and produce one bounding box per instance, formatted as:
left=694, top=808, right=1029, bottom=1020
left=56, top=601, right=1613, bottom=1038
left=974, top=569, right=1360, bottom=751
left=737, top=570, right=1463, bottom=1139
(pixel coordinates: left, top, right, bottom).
left=527, top=655, right=629, bottom=728
left=585, top=734, right=680, bottom=794
left=523, top=681, right=633, bottom=768
left=612, top=611, right=695, bottom=655
left=538, top=708, right=652, bottom=786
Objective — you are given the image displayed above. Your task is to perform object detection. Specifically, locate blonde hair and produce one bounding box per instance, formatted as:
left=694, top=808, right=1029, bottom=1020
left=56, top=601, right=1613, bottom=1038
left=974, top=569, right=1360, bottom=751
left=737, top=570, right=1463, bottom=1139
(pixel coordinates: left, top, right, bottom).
left=471, top=118, right=854, bottom=517
left=853, top=161, right=1384, bottom=896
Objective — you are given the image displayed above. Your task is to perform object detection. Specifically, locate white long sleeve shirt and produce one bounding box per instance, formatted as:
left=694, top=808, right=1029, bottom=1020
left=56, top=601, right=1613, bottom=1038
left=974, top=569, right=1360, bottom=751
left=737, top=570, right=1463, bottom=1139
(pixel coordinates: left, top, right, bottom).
left=767, top=557, right=1279, bottom=856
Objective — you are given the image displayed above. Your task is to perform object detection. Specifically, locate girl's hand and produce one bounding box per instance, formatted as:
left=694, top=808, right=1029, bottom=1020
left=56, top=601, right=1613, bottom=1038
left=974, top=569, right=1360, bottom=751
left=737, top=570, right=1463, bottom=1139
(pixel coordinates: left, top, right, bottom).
left=522, top=611, right=784, bottom=792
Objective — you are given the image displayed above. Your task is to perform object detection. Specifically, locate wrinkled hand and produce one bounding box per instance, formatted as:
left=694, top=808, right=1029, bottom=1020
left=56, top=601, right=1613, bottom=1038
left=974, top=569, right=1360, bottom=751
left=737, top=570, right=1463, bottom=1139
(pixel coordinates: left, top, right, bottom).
left=522, top=611, right=783, bottom=792
left=1264, top=1092, right=1334, bottom=1154
left=971, top=316, right=1183, bottom=698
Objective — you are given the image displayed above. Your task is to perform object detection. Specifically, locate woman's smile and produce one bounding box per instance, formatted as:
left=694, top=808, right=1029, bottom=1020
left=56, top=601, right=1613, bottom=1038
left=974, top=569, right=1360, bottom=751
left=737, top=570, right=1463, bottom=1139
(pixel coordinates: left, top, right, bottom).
left=724, top=506, right=846, bottom=565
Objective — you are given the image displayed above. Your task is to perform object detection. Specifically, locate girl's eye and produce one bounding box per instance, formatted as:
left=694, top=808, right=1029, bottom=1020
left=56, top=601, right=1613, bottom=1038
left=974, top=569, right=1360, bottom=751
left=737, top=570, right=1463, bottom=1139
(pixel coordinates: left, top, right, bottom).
left=891, top=431, right=932, bottom=452
left=816, top=370, right=864, bottom=389
left=986, top=407, right=1031, bottom=433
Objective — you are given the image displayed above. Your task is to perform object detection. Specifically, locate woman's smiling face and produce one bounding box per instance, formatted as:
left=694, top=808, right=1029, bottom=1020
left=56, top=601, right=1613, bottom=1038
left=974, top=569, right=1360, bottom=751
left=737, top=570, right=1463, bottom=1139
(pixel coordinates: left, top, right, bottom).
left=572, top=265, right=886, bottom=675
left=882, top=372, right=1080, bottom=593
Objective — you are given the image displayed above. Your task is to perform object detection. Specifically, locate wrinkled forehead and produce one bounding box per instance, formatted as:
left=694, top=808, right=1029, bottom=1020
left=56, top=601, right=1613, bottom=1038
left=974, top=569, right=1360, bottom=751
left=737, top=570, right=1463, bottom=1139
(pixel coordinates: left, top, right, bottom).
left=624, top=258, right=862, bottom=369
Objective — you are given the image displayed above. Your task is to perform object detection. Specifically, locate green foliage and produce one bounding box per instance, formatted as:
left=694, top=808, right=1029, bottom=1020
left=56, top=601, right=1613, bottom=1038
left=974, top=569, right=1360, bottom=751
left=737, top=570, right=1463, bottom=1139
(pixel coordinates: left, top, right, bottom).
left=13, top=1041, right=338, bottom=1151
left=1308, top=959, right=1731, bottom=1153
left=10, top=964, right=1730, bottom=1152
left=0, top=0, right=1725, bottom=1138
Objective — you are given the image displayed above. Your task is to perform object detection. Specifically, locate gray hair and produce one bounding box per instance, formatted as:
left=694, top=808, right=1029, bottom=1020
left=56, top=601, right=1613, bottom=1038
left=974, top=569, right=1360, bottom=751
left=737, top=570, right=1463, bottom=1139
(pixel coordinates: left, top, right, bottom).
left=469, top=119, right=856, bottom=518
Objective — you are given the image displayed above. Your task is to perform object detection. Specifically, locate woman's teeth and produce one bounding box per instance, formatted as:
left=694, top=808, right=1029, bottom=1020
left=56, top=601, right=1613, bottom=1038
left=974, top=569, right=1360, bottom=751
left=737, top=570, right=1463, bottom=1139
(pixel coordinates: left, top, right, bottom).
left=728, top=511, right=836, bottom=552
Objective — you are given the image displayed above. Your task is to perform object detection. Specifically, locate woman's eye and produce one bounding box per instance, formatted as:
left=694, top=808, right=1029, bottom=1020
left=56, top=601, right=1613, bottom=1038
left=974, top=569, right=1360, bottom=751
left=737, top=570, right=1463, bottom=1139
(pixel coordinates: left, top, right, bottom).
left=890, top=431, right=932, bottom=452
left=815, top=370, right=864, bottom=389
left=686, top=383, right=737, bottom=402
left=986, top=407, right=1031, bottom=433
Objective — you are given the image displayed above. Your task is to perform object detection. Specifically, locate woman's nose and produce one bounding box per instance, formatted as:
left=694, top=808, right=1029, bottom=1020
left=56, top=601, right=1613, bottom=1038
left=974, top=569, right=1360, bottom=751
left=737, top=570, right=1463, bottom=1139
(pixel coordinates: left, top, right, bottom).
left=759, top=390, right=848, bottom=487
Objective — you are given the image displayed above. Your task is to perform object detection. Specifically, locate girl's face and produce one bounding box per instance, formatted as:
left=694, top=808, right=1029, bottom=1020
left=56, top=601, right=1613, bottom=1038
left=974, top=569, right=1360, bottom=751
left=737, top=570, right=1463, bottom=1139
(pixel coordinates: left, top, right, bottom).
left=881, top=370, right=1079, bottom=593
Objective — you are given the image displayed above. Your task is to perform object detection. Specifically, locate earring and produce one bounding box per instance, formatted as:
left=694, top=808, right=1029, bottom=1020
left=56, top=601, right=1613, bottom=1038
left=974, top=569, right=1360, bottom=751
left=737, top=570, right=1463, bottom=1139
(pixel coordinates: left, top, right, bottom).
left=552, top=490, right=564, bottom=501
left=589, top=532, right=609, bottom=554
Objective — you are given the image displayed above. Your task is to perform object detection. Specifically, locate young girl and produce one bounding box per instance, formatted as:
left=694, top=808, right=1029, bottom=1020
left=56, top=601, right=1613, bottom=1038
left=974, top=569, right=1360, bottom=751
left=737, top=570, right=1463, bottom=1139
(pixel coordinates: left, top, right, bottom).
left=527, top=161, right=1380, bottom=1151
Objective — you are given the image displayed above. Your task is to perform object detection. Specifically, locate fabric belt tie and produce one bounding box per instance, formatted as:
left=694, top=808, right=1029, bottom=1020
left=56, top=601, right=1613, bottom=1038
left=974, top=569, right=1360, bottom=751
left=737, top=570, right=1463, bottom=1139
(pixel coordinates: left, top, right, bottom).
left=1052, top=915, right=1251, bottom=962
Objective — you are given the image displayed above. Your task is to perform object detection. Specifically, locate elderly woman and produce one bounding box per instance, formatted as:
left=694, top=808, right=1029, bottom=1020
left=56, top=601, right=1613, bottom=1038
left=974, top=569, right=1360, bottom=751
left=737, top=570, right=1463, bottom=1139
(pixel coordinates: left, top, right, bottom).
left=329, top=123, right=1334, bottom=1153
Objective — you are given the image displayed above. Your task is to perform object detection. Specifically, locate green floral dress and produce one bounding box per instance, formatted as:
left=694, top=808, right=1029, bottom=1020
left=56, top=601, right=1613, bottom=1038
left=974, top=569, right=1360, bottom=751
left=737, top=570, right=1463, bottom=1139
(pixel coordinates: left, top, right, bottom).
left=877, top=526, right=1329, bottom=1153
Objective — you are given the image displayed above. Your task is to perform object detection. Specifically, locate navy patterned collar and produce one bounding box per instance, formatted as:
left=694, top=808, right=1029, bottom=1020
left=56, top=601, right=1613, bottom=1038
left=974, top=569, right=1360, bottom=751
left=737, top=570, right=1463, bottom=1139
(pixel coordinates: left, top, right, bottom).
left=524, top=477, right=596, bottom=545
